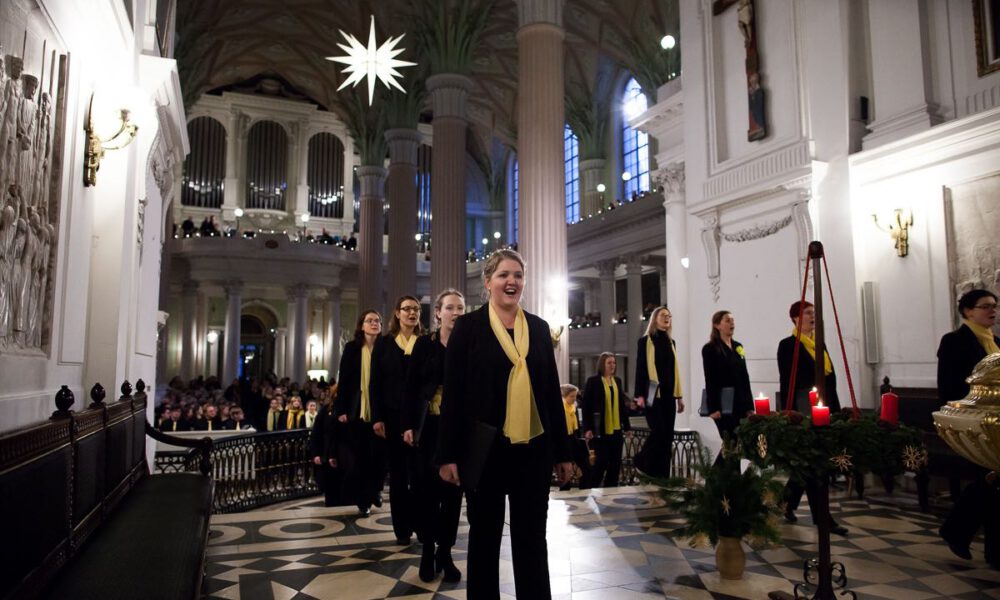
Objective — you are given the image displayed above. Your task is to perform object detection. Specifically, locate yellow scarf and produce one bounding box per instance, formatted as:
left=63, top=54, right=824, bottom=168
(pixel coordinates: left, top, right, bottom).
left=793, top=328, right=833, bottom=376
left=305, top=412, right=316, bottom=428
left=563, top=400, right=578, bottom=434
left=429, top=386, right=443, bottom=416
left=488, top=304, right=543, bottom=443
left=395, top=333, right=416, bottom=355
left=360, top=345, right=372, bottom=422
left=647, top=335, right=684, bottom=399
left=964, top=319, right=1000, bottom=354
left=602, top=376, right=620, bottom=434
left=268, top=410, right=281, bottom=431
left=286, top=408, right=303, bottom=429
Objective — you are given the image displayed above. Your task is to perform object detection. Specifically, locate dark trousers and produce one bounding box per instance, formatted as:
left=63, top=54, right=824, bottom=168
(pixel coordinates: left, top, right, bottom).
left=593, top=432, right=625, bottom=487
left=636, top=399, right=677, bottom=477
left=385, top=422, right=415, bottom=541
left=413, top=416, right=462, bottom=548
left=344, top=422, right=382, bottom=510
left=784, top=479, right=839, bottom=527
left=466, top=438, right=553, bottom=600
left=940, top=477, right=1000, bottom=565
left=315, top=462, right=343, bottom=507
left=562, top=437, right=593, bottom=490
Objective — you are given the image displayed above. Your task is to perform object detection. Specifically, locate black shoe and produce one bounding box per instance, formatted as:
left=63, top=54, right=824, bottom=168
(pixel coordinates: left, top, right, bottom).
left=945, top=540, right=972, bottom=560
left=419, top=544, right=436, bottom=582
left=831, top=524, right=848, bottom=537
left=395, top=535, right=412, bottom=546
left=436, top=546, right=461, bottom=583
left=373, top=493, right=383, bottom=508
left=784, top=511, right=798, bottom=524
left=358, top=506, right=371, bottom=517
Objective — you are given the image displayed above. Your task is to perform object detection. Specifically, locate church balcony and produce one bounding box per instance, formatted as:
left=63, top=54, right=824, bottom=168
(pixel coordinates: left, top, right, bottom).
left=567, top=190, right=665, bottom=272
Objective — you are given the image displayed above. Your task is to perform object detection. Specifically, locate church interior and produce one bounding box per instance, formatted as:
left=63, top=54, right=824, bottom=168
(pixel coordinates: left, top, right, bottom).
left=2, top=0, right=1000, bottom=598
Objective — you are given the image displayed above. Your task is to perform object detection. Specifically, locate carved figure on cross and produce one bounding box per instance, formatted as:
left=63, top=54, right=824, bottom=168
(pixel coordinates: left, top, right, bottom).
left=713, top=0, right=767, bottom=141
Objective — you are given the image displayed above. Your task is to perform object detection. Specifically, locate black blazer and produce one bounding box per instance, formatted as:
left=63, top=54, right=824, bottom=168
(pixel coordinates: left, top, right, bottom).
left=634, top=331, right=679, bottom=400
left=370, top=334, right=414, bottom=430
left=937, top=324, right=999, bottom=403
left=436, top=305, right=572, bottom=466
left=581, top=375, right=630, bottom=436
left=309, top=404, right=342, bottom=462
left=193, top=417, right=222, bottom=431
left=403, top=333, right=446, bottom=437
left=701, top=340, right=753, bottom=415
left=335, top=339, right=365, bottom=420
left=777, top=335, right=840, bottom=412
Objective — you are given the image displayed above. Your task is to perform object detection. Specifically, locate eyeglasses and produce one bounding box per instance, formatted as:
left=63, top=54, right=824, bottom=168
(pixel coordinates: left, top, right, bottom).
left=364, top=318, right=382, bottom=325
left=399, top=306, right=420, bottom=313
left=974, top=303, right=999, bottom=310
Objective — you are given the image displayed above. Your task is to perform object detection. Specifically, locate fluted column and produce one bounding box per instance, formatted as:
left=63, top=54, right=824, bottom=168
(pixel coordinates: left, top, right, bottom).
left=325, top=287, right=342, bottom=376
left=517, top=0, right=568, bottom=378
left=222, top=281, right=243, bottom=385
left=286, top=284, right=309, bottom=384
left=180, top=280, right=199, bottom=381
left=625, top=255, right=643, bottom=382
left=385, top=128, right=421, bottom=303
left=596, top=260, right=617, bottom=353
left=284, top=297, right=296, bottom=378
left=357, top=166, right=387, bottom=313
left=196, top=292, right=208, bottom=376
left=579, top=158, right=606, bottom=218
left=274, top=327, right=287, bottom=377
left=427, top=73, right=473, bottom=296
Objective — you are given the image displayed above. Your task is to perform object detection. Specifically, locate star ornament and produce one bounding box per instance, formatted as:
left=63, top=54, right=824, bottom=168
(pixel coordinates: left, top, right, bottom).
left=326, top=16, right=416, bottom=106
left=721, top=496, right=732, bottom=516
left=829, top=449, right=853, bottom=473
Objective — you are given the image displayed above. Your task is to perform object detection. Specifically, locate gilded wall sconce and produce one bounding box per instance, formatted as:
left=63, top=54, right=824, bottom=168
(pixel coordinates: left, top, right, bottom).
left=83, top=93, right=139, bottom=187
left=872, top=208, right=913, bottom=257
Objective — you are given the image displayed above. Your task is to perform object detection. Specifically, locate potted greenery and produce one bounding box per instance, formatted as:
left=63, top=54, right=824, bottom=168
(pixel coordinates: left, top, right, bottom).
left=656, top=443, right=785, bottom=579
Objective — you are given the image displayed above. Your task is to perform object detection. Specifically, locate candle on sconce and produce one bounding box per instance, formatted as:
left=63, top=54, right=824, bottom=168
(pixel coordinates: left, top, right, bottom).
left=812, top=400, right=830, bottom=427
left=754, top=392, right=771, bottom=416
left=808, top=387, right=819, bottom=406
left=880, top=391, right=899, bottom=425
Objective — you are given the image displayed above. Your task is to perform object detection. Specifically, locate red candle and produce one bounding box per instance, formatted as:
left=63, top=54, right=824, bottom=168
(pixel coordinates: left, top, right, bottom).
left=754, top=392, right=771, bottom=415
left=812, top=401, right=830, bottom=427
left=880, top=391, right=899, bottom=425
left=808, top=387, right=819, bottom=406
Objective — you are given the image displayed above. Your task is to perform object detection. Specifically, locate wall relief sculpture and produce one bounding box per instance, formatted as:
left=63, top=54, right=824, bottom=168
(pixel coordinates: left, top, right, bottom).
left=0, top=17, right=68, bottom=353
left=946, top=173, right=1000, bottom=326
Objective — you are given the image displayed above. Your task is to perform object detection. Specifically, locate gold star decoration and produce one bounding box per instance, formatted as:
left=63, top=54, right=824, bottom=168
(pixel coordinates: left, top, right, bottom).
left=721, top=495, right=732, bottom=516
left=902, top=445, right=929, bottom=471
left=829, top=449, right=853, bottom=473
left=757, top=434, right=768, bottom=459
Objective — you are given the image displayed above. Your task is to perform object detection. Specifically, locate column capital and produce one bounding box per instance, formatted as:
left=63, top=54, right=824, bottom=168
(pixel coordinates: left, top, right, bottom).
left=222, top=280, right=242, bottom=296
left=427, top=73, right=474, bottom=120
left=595, top=259, right=618, bottom=277
left=516, top=0, right=564, bottom=28
left=326, top=287, right=342, bottom=302
left=357, top=166, right=387, bottom=197
left=385, top=128, right=422, bottom=166
left=286, top=284, right=310, bottom=301
left=624, top=254, right=645, bottom=272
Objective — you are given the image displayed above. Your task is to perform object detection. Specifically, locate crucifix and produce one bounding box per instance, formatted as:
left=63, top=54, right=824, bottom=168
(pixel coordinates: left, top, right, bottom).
left=713, top=0, right=767, bottom=142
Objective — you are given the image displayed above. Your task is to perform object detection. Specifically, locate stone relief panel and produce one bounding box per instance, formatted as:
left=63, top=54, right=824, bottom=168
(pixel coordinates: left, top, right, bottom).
left=947, top=173, right=1000, bottom=315
left=0, top=2, right=68, bottom=353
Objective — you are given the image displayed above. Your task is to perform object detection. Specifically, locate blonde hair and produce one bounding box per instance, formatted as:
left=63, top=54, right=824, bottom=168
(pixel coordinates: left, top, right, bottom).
left=481, top=249, right=526, bottom=301
left=645, top=306, right=672, bottom=338
left=433, top=288, right=465, bottom=329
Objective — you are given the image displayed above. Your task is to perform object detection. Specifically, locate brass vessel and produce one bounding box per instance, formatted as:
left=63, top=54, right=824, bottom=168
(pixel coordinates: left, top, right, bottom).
left=933, top=353, right=1000, bottom=472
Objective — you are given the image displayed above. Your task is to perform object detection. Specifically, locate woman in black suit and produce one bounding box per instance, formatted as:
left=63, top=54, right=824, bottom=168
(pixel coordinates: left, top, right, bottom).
left=701, top=310, right=753, bottom=459
left=777, top=300, right=847, bottom=536
left=310, top=385, right=344, bottom=506
left=632, top=306, right=685, bottom=478
left=371, top=295, right=423, bottom=546
left=937, top=289, right=1000, bottom=566
left=403, top=289, right=465, bottom=583
left=437, top=249, right=573, bottom=600
left=583, top=352, right=631, bottom=487
left=334, top=310, right=383, bottom=516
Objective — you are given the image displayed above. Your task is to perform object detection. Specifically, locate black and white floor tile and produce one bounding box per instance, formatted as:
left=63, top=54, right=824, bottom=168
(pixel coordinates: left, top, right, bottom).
left=202, top=486, right=999, bottom=600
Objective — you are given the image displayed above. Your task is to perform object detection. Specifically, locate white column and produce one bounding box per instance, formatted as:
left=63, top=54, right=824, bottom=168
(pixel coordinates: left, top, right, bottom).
left=222, top=281, right=243, bottom=385
left=285, top=292, right=297, bottom=377
left=206, top=334, right=219, bottom=378
left=596, top=260, right=617, bottom=353
left=325, top=287, right=342, bottom=376
left=342, top=145, right=356, bottom=231
left=625, top=255, right=643, bottom=380
left=180, top=280, right=198, bottom=381
left=661, top=165, right=689, bottom=425
left=288, top=284, right=309, bottom=384
left=196, top=291, right=208, bottom=376
left=274, top=327, right=287, bottom=378
left=517, top=0, right=569, bottom=379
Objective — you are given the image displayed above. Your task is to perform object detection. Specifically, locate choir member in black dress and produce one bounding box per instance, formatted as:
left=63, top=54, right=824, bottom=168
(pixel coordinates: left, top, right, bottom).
left=559, top=384, right=593, bottom=490
left=937, top=289, right=1000, bottom=566
left=701, top=310, right=753, bottom=461
left=777, top=301, right=847, bottom=536
left=371, top=295, right=423, bottom=545
left=632, top=306, right=685, bottom=478
left=437, top=249, right=573, bottom=600
left=582, top=352, right=631, bottom=487
left=335, top=310, right=383, bottom=516
left=310, top=385, right=344, bottom=506
left=403, top=289, right=466, bottom=583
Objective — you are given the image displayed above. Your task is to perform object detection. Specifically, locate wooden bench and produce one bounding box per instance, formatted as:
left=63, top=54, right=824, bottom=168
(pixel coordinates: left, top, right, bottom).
left=0, top=380, right=214, bottom=600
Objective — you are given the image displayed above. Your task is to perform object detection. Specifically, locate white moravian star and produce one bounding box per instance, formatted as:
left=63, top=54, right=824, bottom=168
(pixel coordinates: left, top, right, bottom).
left=326, top=16, right=417, bottom=106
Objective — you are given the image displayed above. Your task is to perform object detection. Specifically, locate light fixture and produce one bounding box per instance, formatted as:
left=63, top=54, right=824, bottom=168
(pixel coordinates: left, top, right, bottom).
left=83, top=93, right=139, bottom=187
left=661, top=34, right=676, bottom=50
left=622, top=171, right=632, bottom=182
left=680, top=256, right=690, bottom=269
left=301, top=213, right=311, bottom=223
left=415, top=233, right=422, bottom=241
left=234, top=207, right=244, bottom=218
left=206, top=330, right=219, bottom=344
left=596, top=183, right=606, bottom=193
left=872, top=208, right=913, bottom=257
left=493, top=231, right=501, bottom=240
left=481, top=237, right=489, bottom=246
left=308, top=334, right=320, bottom=346
left=326, top=16, right=417, bottom=106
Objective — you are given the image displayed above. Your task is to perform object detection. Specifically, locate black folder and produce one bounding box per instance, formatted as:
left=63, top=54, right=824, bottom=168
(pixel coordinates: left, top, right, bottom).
left=698, top=387, right=735, bottom=416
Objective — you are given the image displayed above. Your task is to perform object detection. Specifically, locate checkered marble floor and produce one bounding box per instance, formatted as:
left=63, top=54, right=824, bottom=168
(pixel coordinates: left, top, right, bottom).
left=202, top=486, right=999, bottom=600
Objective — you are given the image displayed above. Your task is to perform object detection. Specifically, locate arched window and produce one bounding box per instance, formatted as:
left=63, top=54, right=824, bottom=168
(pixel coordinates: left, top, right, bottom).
left=621, top=77, right=650, bottom=199
left=245, top=121, right=288, bottom=211
left=307, top=132, right=345, bottom=219
left=512, top=158, right=519, bottom=244
left=564, top=124, right=580, bottom=223
left=417, top=144, right=432, bottom=236
left=182, top=116, right=226, bottom=208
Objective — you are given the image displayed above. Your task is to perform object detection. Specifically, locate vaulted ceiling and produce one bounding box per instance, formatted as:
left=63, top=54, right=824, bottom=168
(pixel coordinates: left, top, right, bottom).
left=175, top=0, right=678, bottom=148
